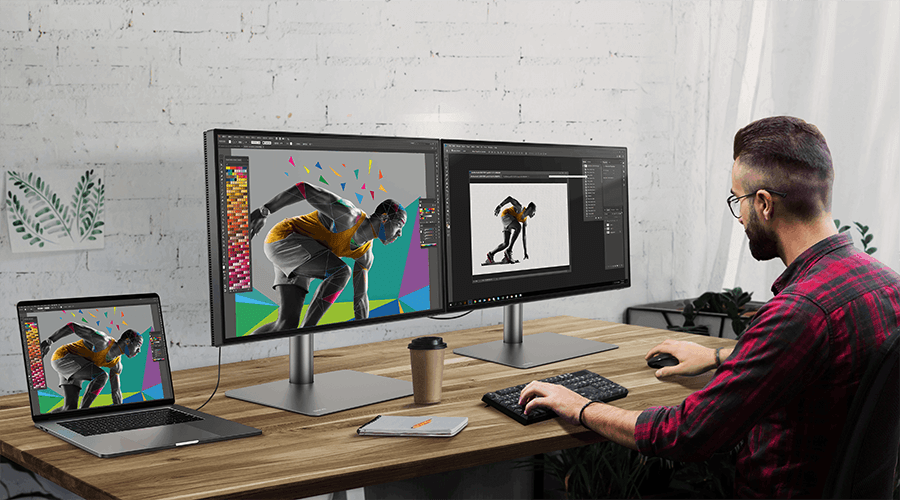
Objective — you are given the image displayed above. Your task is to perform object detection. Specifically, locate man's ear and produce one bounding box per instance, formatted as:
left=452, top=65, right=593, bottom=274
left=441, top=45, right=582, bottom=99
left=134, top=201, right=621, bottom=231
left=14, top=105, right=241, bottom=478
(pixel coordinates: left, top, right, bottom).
left=757, top=190, right=775, bottom=221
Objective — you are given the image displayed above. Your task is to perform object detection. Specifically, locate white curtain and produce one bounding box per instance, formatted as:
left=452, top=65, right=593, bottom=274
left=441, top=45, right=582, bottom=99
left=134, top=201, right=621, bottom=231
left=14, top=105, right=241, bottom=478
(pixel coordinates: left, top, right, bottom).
left=701, top=1, right=899, bottom=300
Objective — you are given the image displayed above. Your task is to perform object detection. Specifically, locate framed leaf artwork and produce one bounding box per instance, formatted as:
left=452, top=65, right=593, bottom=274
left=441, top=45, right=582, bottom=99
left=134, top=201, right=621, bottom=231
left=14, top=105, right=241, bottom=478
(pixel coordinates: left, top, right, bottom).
left=5, top=169, right=105, bottom=253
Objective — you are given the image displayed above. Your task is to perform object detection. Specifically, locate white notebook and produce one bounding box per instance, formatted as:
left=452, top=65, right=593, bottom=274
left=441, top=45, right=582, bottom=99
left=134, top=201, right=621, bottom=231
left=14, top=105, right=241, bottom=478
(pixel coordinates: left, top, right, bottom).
left=357, top=415, right=468, bottom=437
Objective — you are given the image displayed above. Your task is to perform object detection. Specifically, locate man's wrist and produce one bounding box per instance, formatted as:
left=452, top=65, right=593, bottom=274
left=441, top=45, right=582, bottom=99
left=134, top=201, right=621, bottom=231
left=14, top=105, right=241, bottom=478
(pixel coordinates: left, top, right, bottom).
left=259, top=205, right=271, bottom=217
left=579, top=400, right=598, bottom=427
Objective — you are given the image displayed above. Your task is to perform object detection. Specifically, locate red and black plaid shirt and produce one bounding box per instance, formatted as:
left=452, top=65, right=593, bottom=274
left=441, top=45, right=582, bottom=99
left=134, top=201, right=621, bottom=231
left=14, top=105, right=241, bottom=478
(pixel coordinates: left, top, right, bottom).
left=635, top=232, right=900, bottom=498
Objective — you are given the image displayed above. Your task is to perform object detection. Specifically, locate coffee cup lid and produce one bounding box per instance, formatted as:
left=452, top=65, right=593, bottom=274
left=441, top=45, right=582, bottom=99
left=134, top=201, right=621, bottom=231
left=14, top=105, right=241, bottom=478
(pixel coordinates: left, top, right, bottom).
left=408, top=336, right=447, bottom=350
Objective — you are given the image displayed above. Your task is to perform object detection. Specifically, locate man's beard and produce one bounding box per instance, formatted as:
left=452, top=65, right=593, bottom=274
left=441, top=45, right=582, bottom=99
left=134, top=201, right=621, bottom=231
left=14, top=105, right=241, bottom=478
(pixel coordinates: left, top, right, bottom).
left=745, top=209, right=780, bottom=261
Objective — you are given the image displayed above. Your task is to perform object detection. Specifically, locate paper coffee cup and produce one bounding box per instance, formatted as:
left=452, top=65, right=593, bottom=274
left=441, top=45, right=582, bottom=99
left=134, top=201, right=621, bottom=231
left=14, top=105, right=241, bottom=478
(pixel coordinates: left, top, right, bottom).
left=408, top=336, right=447, bottom=404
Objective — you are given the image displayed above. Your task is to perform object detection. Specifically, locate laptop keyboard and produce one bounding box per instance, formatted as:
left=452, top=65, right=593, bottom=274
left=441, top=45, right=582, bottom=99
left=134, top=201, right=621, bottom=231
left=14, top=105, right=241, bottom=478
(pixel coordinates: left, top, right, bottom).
left=59, top=408, right=203, bottom=436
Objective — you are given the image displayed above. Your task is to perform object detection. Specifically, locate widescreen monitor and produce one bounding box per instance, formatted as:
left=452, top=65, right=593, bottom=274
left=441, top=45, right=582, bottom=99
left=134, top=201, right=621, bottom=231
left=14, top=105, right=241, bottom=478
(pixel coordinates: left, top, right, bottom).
left=442, top=139, right=630, bottom=368
left=204, top=129, right=445, bottom=415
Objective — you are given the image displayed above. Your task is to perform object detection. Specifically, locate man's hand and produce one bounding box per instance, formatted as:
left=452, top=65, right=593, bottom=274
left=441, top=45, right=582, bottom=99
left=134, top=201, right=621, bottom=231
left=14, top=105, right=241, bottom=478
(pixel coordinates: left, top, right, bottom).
left=40, top=339, right=52, bottom=357
left=518, top=381, right=590, bottom=427
left=248, top=208, right=267, bottom=239
left=494, top=206, right=501, bottom=216
left=645, top=339, right=719, bottom=378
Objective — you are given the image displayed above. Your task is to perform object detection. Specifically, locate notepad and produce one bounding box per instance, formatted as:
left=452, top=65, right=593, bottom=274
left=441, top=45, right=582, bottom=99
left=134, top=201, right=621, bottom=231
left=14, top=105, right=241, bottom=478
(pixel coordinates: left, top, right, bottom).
left=356, top=415, right=468, bottom=437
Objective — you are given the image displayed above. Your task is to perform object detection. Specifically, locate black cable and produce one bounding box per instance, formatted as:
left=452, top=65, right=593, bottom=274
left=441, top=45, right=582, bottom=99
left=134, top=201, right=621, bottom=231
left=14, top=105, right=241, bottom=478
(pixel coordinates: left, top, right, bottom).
left=429, top=310, right=474, bottom=320
left=195, top=347, right=221, bottom=411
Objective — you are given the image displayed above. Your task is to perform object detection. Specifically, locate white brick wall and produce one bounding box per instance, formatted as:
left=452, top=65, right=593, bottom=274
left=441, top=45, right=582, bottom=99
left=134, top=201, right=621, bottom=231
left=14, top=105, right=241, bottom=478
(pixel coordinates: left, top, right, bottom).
left=1, top=0, right=897, bottom=397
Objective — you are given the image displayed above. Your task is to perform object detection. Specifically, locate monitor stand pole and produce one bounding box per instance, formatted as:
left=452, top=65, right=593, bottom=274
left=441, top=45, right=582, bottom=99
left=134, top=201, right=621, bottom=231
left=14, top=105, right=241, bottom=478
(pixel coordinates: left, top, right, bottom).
left=226, top=334, right=413, bottom=416
left=452, top=303, right=618, bottom=369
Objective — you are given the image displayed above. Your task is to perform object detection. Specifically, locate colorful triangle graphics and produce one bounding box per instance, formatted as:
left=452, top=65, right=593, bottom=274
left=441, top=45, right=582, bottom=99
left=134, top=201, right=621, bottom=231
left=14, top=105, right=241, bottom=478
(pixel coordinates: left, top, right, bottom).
left=318, top=175, right=329, bottom=185
left=354, top=169, right=359, bottom=179
left=379, top=185, right=386, bottom=193
left=356, top=193, right=364, bottom=204
left=341, top=182, right=346, bottom=191
left=289, top=156, right=295, bottom=166
left=315, top=162, right=323, bottom=170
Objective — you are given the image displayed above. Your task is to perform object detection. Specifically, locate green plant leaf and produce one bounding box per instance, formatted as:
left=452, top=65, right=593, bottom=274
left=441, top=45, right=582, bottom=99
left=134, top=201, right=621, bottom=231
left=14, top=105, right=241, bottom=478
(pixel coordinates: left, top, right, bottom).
left=7, top=170, right=73, bottom=243
left=867, top=247, right=877, bottom=255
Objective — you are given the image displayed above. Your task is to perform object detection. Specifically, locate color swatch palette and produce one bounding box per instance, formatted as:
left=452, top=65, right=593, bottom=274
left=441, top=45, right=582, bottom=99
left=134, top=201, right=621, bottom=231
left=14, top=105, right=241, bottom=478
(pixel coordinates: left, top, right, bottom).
left=225, top=162, right=251, bottom=292
left=23, top=319, right=47, bottom=390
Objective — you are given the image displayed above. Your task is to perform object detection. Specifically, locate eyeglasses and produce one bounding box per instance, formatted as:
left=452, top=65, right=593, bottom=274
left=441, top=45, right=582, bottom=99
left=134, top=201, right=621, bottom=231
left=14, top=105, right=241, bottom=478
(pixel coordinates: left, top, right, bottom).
left=727, top=189, right=787, bottom=218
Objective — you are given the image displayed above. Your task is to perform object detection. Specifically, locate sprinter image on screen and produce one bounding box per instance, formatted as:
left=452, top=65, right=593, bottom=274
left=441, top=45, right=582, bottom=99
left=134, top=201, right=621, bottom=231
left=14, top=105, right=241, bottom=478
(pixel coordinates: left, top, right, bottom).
left=247, top=181, right=407, bottom=333
left=484, top=196, right=536, bottom=265
left=40, top=323, right=143, bottom=411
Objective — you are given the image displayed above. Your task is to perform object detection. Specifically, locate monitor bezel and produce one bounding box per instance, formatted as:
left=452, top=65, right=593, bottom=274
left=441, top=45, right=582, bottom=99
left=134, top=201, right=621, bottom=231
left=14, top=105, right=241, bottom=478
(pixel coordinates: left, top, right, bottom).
left=205, top=128, right=447, bottom=347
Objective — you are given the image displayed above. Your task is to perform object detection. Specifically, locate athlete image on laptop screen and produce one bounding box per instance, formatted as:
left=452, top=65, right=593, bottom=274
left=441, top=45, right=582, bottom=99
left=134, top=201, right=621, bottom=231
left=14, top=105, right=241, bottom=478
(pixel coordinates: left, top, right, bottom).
left=40, top=322, right=144, bottom=412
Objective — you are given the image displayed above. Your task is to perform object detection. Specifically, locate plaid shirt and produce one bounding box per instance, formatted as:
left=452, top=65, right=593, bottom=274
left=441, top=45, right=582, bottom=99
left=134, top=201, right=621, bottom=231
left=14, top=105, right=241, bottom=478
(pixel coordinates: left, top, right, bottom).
left=635, top=232, right=900, bottom=498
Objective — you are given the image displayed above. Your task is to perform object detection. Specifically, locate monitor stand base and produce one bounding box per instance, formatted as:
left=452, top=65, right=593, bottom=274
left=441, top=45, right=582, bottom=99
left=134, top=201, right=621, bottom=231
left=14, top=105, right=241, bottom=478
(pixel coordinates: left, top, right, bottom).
left=453, top=304, right=618, bottom=369
left=453, top=331, right=617, bottom=369
left=225, top=370, right=412, bottom=416
left=225, top=334, right=412, bottom=416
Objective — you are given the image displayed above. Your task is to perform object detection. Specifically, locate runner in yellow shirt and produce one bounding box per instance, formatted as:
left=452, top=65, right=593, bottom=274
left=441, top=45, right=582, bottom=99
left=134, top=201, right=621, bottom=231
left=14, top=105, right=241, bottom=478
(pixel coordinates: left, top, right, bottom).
left=40, top=323, right=143, bottom=411
left=485, top=196, right=536, bottom=265
left=248, top=181, right=407, bottom=333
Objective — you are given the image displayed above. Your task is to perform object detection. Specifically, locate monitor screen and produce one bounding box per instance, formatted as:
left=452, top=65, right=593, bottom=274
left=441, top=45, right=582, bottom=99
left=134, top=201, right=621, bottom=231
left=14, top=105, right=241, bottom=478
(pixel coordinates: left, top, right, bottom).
left=442, top=139, right=629, bottom=310
left=205, top=130, right=446, bottom=346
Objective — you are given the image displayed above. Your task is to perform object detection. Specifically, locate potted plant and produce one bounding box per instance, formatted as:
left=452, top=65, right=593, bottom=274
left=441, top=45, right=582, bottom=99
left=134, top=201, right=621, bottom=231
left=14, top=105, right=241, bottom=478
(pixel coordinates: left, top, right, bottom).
left=658, top=287, right=758, bottom=339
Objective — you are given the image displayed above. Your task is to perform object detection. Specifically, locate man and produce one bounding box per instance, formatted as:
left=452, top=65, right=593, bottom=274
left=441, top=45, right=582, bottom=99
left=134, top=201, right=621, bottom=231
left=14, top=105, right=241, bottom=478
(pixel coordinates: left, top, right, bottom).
left=40, top=323, right=143, bottom=411
left=247, top=181, right=406, bottom=334
left=519, top=116, right=900, bottom=498
left=485, top=196, right=536, bottom=264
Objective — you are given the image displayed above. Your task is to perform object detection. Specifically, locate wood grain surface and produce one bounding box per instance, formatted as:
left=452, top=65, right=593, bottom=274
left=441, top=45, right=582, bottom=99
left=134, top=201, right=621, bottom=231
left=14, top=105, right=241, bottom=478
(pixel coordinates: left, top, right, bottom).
left=1, top=316, right=735, bottom=500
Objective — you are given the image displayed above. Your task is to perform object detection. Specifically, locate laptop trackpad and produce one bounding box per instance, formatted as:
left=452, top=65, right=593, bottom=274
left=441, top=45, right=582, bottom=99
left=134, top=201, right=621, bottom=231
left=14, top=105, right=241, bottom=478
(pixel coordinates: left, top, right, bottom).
left=123, top=424, right=219, bottom=449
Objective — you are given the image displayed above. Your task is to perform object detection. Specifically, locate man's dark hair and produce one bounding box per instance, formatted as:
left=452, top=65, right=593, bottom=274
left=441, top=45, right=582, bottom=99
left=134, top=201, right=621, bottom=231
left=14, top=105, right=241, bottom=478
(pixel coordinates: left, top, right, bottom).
left=373, top=199, right=407, bottom=225
left=733, top=116, right=833, bottom=220
left=119, top=329, right=142, bottom=345
left=525, top=202, right=536, bottom=215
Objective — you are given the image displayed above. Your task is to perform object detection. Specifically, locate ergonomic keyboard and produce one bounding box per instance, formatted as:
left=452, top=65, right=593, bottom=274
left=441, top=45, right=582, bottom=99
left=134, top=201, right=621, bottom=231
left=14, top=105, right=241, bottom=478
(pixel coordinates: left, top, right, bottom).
left=59, top=408, right=203, bottom=436
left=482, top=369, right=628, bottom=425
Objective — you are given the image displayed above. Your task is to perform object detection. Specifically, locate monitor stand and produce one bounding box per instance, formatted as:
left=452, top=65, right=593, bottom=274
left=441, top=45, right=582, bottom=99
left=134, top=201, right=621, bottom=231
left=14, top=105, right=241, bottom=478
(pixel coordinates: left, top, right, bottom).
left=453, top=304, right=618, bottom=369
left=226, top=334, right=412, bottom=416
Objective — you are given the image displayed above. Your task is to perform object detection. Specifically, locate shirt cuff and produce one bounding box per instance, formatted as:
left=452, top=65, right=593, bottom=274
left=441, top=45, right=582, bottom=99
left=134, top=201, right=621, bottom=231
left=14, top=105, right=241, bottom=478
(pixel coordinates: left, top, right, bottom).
left=634, top=406, right=669, bottom=456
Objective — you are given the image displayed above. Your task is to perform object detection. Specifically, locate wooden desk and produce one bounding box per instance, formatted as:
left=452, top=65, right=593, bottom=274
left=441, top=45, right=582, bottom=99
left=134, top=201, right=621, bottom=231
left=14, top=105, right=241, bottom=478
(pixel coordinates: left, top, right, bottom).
left=1, top=316, right=735, bottom=500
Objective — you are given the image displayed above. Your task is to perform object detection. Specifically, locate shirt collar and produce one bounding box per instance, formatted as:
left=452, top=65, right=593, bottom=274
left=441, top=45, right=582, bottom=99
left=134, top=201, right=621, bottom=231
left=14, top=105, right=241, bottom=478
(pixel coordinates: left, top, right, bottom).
left=771, top=232, right=854, bottom=295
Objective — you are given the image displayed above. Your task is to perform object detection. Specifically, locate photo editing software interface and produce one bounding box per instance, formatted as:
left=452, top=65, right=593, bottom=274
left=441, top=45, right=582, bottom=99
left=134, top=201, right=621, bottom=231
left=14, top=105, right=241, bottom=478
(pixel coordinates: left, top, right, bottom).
left=442, top=140, right=629, bottom=310
left=206, top=130, right=446, bottom=345
left=18, top=295, right=172, bottom=417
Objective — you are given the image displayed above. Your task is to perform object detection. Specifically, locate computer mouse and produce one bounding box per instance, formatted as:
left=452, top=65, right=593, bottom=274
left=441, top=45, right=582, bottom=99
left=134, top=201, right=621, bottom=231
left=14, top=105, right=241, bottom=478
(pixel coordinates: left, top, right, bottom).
left=647, top=353, right=679, bottom=369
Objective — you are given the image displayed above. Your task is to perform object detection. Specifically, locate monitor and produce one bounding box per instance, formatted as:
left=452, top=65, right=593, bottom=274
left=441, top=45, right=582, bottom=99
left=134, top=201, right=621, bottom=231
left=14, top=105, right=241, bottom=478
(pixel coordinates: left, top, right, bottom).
left=442, top=139, right=630, bottom=368
left=204, top=129, right=446, bottom=415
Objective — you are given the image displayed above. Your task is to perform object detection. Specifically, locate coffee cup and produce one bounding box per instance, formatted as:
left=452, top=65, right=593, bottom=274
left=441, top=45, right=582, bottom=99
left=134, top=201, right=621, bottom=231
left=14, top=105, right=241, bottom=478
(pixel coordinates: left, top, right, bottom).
left=408, top=336, right=447, bottom=404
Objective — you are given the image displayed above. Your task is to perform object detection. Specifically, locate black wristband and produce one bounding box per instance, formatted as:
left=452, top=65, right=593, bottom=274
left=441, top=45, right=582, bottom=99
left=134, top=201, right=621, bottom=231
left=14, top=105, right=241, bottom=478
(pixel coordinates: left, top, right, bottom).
left=715, top=347, right=722, bottom=368
left=579, top=400, right=598, bottom=428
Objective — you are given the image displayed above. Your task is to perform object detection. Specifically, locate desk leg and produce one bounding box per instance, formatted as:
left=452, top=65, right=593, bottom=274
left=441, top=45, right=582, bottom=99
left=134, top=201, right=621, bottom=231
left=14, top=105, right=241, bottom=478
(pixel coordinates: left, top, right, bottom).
left=534, top=453, right=544, bottom=498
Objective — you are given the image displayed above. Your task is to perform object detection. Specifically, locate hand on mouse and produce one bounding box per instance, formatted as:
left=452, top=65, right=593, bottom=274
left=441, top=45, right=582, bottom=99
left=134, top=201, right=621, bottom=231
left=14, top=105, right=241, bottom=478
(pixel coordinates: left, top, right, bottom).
left=645, top=339, right=719, bottom=378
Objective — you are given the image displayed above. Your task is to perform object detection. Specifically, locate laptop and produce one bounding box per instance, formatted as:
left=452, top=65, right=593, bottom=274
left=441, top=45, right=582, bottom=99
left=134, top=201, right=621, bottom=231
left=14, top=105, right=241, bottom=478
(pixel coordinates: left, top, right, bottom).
left=18, top=292, right=261, bottom=457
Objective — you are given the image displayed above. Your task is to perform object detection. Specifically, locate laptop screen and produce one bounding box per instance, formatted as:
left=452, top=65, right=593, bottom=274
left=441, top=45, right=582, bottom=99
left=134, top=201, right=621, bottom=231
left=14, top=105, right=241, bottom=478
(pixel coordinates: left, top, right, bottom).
left=17, top=293, right=175, bottom=419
